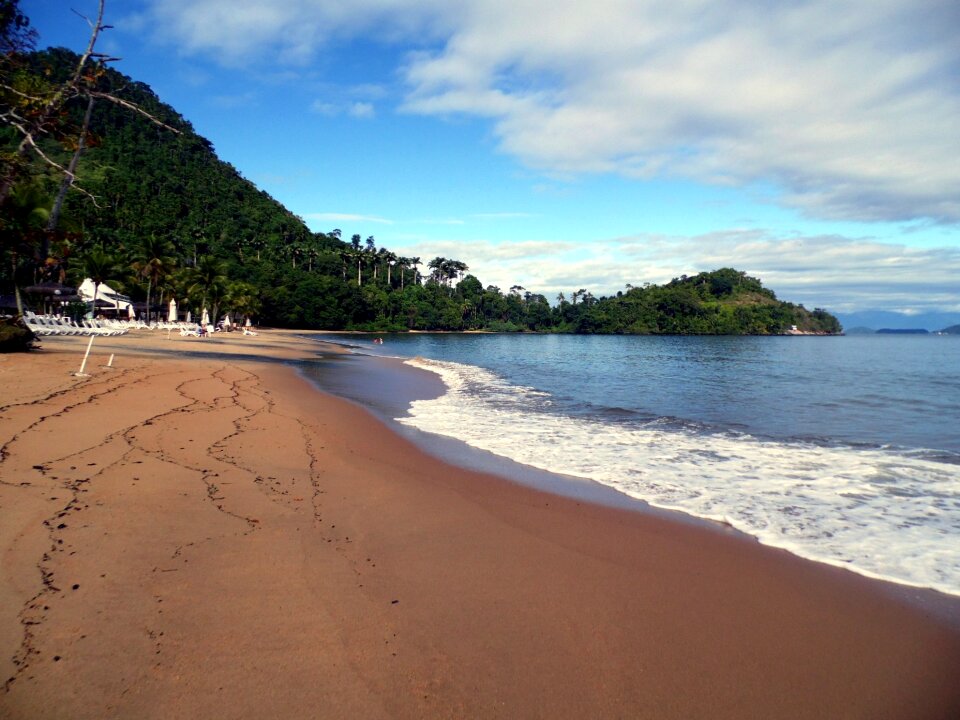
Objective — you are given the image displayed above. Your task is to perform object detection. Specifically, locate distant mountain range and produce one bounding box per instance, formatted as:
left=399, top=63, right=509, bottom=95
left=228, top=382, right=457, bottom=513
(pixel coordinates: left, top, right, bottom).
left=836, top=311, right=960, bottom=333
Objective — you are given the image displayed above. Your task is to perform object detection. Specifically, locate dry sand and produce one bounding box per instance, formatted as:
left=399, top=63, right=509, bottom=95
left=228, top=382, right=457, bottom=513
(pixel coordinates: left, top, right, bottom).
left=1, top=329, right=959, bottom=719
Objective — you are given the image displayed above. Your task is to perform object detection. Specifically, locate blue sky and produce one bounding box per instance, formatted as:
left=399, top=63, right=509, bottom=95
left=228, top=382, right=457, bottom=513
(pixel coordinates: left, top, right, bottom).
left=22, top=0, right=960, bottom=318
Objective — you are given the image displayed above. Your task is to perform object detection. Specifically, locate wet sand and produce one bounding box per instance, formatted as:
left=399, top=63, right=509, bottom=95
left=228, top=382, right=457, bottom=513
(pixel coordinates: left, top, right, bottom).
left=1, top=329, right=959, bottom=719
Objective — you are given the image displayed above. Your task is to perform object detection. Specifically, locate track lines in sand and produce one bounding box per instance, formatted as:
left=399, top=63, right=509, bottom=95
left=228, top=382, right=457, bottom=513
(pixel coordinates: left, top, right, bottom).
left=299, top=422, right=327, bottom=527
left=4, top=444, right=149, bottom=690
left=200, top=366, right=333, bottom=529
left=1, top=361, right=265, bottom=692
left=122, top=364, right=269, bottom=533
left=5, top=458, right=121, bottom=691
left=2, top=357, right=367, bottom=700
left=0, top=363, right=200, bottom=692
left=0, top=366, right=144, bottom=485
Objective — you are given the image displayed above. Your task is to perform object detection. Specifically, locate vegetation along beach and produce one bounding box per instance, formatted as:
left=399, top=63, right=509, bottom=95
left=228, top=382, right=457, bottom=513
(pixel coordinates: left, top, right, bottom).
left=3, top=1, right=960, bottom=718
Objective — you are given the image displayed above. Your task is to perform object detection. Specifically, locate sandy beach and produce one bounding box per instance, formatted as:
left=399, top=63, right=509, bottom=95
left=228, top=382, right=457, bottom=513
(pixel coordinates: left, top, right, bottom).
left=1, top=329, right=959, bottom=719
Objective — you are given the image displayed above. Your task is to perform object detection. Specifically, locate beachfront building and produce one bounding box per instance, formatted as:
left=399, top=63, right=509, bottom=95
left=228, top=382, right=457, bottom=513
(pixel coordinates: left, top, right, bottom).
left=78, top=278, right=134, bottom=317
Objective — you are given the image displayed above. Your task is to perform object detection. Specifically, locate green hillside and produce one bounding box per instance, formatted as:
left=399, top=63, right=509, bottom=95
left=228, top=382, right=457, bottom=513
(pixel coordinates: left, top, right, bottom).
left=2, top=47, right=841, bottom=335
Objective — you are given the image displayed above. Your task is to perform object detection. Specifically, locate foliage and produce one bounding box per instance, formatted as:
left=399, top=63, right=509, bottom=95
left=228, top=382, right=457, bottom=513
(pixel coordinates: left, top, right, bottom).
left=0, top=0, right=36, bottom=56
left=0, top=316, right=36, bottom=351
left=1, top=43, right=842, bottom=335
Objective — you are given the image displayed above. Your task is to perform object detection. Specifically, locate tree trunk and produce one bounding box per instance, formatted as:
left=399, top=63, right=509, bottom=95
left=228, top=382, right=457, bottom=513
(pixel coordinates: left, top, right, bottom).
left=11, top=253, right=23, bottom=317
left=0, top=1, right=106, bottom=209
left=46, top=96, right=95, bottom=243
left=145, top=277, right=152, bottom=324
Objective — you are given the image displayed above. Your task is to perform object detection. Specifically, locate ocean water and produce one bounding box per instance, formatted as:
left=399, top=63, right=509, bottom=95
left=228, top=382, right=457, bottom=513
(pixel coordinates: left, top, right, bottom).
left=312, top=333, right=960, bottom=597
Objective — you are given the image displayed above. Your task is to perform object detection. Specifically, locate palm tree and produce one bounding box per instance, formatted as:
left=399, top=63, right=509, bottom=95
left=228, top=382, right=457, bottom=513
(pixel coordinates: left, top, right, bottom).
left=249, top=234, right=266, bottom=261
left=224, top=281, right=261, bottom=326
left=384, top=251, right=398, bottom=286
left=394, top=255, right=406, bottom=289
left=284, top=233, right=304, bottom=269
left=366, top=238, right=380, bottom=280
left=131, top=235, right=175, bottom=323
left=187, top=255, right=229, bottom=323
left=428, top=257, right=447, bottom=285
left=304, top=234, right=321, bottom=272
left=78, top=247, right=124, bottom=317
left=409, top=257, right=422, bottom=287
left=1, top=180, right=52, bottom=315
left=353, top=247, right=365, bottom=286
left=446, top=259, right=468, bottom=286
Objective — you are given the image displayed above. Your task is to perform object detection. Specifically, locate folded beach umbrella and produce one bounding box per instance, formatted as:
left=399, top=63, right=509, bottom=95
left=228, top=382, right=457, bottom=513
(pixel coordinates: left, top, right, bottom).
left=168, top=298, right=178, bottom=322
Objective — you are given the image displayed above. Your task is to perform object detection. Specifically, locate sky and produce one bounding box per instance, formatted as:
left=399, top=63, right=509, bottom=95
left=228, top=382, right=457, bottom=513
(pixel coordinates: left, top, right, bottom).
left=21, top=0, right=960, bottom=321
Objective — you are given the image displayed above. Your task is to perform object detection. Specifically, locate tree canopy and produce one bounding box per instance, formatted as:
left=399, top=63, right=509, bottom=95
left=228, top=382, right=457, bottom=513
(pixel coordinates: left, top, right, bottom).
left=1, top=37, right=841, bottom=335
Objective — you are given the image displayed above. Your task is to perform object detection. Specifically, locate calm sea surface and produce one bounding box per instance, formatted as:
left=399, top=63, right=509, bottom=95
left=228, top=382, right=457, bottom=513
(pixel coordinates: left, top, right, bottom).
left=310, top=333, right=960, bottom=597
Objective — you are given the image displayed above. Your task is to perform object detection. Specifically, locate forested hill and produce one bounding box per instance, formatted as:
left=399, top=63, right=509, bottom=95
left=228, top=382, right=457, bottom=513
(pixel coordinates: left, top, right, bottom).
left=3, top=47, right=841, bottom=335
left=28, top=47, right=320, bottom=269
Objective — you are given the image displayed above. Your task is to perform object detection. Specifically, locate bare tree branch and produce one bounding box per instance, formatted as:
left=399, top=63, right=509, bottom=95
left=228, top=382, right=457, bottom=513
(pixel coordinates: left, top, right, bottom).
left=89, top=91, right=181, bottom=134
left=47, top=95, right=97, bottom=234
left=17, top=129, right=101, bottom=207
left=0, top=0, right=107, bottom=205
left=0, top=82, right=47, bottom=103
left=1, top=0, right=178, bottom=208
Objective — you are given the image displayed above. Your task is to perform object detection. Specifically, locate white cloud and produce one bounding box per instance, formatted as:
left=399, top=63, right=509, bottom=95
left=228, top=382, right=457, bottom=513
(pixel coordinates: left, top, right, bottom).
left=470, top=212, right=538, bottom=220
left=210, top=91, right=257, bottom=109
left=309, top=100, right=339, bottom=116
left=348, top=101, right=375, bottom=118
left=388, top=230, right=960, bottom=313
left=310, top=99, right=376, bottom=118
left=144, top=0, right=960, bottom=225
left=309, top=80, right=384, bottom=117
left=305, top=212, right=394, bottom=225
left=416, top=218, right=466, bottom=226
left=403, top=0, right=960, bottom=224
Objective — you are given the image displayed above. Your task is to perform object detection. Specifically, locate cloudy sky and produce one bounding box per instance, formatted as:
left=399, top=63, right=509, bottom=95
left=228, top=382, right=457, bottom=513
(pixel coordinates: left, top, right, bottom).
left=23, top=0, right=960, bottom=318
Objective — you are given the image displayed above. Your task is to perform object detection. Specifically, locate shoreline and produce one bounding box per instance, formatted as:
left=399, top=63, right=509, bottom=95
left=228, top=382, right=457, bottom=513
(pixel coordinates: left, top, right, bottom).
left=2, top=330, right=959, bottom=718
left=300, top=331, right=960, bottom=612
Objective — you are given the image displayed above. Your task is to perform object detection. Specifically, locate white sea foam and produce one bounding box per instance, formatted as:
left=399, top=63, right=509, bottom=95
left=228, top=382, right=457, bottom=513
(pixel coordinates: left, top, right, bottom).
left=400, top=357, right=960, bottom=597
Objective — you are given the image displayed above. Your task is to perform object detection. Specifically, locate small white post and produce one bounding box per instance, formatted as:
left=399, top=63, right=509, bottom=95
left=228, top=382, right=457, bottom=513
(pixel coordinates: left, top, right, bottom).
left=103, top=353, right=115, bottom=369
left=75, top=335, right=95, bottom=377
